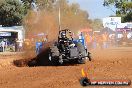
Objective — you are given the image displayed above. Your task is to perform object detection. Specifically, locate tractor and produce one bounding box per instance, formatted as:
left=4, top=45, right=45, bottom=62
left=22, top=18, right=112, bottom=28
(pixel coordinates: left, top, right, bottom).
left=48, top=29, right=91, bottom=65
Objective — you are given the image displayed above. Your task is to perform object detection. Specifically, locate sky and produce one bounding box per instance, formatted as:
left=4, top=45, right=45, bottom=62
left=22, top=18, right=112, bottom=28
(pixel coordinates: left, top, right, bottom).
left=69, top=0, right=116, bottom=20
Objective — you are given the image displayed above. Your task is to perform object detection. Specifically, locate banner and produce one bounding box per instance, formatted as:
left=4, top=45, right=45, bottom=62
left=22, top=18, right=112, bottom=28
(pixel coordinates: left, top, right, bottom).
left=0, top=32, right=11, bottom=36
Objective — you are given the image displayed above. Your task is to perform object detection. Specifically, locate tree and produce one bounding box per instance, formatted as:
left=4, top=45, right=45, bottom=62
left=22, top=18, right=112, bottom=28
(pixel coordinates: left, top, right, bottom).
left=103, top=0, right=132, bottom=22
left=123, top=12, right=132, bottom=22
left=89, top=19, right=103, bottom=31
left=21, top=0, right=32, bottom=12
left=24, top=0, right=92, bottom=38
left=0, top=0, right=27, bottom=26
left=54, top=0, right=90, bottom=33
left=21, top=0, right=56, bottom=11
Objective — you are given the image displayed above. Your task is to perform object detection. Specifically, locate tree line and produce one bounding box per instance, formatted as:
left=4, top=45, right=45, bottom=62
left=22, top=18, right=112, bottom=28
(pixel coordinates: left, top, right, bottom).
left=0, top=0, right=112, bottom=34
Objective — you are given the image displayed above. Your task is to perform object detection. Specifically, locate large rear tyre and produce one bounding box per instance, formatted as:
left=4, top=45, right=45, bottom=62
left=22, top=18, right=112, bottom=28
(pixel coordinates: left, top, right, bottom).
left=49, top=45, right=60, bottom=66
left=28, top=60, right=37, bottom=67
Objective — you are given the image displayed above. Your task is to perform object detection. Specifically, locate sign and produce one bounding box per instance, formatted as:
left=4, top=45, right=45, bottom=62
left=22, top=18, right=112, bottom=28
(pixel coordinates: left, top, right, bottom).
left=103, top=17, right=121, bottom=31
left=127, top=23, right=132, bottom=28
left=0, top=32, right=11, bottom=36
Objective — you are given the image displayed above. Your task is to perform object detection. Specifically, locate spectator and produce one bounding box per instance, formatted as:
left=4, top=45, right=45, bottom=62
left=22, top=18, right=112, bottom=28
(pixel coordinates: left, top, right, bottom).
left=102, top=32, right=109, bottom=49
left=0, top=42, right=2, bottom=52
left=92, top=33, right=97, bottom=49
left=15, top=39, right=18, bottom=52
left=85, top=34, right=92, bottom=50
left=36, top=40, right=43, bottom=55
left=1, top=40, right=5, bottom=52
left=16, top=39, right=23, bottom=52
left=18, top=39, right=23, bottom=52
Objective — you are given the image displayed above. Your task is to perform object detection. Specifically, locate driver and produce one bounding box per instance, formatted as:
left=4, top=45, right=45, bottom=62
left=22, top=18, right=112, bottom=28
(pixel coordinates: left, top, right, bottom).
left=61, top=32, right=66, bottom=39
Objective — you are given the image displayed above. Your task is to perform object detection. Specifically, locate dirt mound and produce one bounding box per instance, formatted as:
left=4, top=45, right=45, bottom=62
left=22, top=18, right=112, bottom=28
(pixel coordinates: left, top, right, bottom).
left=13, top=59, right=30, bottom=67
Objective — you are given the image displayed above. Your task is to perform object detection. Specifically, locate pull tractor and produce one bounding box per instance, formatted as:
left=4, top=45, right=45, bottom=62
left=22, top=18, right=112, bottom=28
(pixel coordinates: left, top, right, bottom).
left=49, top=29, right=91, bottom=65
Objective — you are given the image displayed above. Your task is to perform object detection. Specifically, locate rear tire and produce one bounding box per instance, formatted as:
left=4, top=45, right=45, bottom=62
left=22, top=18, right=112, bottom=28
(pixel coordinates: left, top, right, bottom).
left=49, top=45, right=60, bottom=65
left=28, top=60, right=37, bottom=67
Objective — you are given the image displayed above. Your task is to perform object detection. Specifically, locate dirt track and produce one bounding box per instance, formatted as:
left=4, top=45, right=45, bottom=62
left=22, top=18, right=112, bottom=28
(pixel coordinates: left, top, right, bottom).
left=0, top=47, right=132, bottom=88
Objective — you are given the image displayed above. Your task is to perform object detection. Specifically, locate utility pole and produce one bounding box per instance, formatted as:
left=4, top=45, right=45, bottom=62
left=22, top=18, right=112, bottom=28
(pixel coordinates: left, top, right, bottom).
left=58, top=0, right=61, bottom=31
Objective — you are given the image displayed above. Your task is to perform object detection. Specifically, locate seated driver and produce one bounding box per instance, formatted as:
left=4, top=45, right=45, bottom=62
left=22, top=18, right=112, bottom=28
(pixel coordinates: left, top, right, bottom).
left=59, top=32, right=67, bottom=42
left=59, top=32, right=67, bottom=52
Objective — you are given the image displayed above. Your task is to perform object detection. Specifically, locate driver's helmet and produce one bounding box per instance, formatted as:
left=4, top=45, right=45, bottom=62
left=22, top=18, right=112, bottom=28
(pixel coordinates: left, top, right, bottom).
left=61, top=32, right=66, bottom=38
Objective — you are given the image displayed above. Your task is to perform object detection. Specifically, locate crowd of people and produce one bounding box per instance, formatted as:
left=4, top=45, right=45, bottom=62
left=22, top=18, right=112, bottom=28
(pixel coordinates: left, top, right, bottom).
left=0, top=30, right=130, bottom=52
left=0, top=38, right=23, bottom=52
left=84, top=32, right=116, bottom=50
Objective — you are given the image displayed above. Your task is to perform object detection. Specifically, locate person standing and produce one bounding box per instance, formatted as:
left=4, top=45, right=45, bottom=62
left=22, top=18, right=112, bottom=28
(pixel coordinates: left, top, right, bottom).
left=36, top=40, right=43, bottom=55
left=92, top=33, right=97, bottom=49
left=0, top=42, right=2, bottom=52
left=102, top=32, right=108, bottom=49
left=15, top=38, right=19, bottom=52
left=85, top=33, right=92, bottom=50
left=1, top=40, right=5, bottom=52
left=18, top=39, right=23, bottom=52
